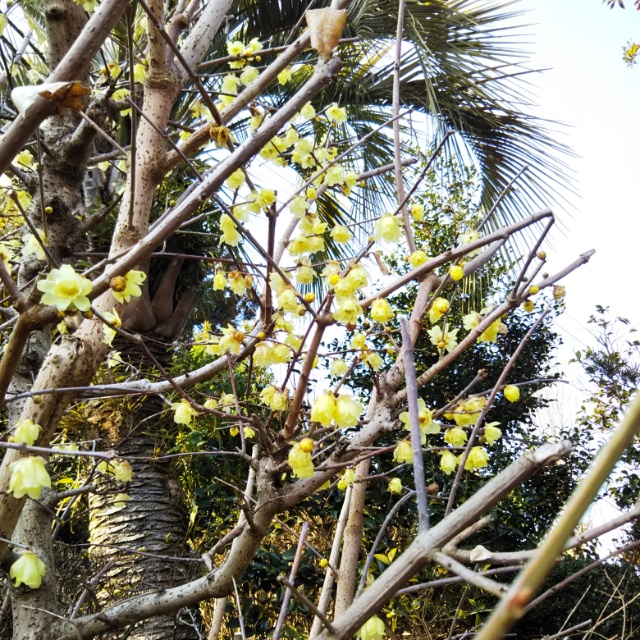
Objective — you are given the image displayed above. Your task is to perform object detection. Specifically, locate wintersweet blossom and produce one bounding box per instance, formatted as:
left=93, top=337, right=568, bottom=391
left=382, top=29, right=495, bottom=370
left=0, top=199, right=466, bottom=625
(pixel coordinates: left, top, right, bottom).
left=277, top=287, right=300, bottom=314
left=260, top=385, right=288, bottom=411
left=399, top=398, right=439, bottom=444
left=408, top=250, right=428, bottom=268
left=326, top=103, right=347, bottom=123
left=393, top=440, right=413, bottom=464
left=362, top=351, right=383, bottom=371
left=310, top=392, right=336, bottom=426
left=9, top=456, right=51, bottom=499
left=388, top=478, right=402, bottom=494
left=21, top=232, right=47, bottom=261
left=239, top=65, right=259, bottom=85
left=333, top=297, right=363, bottom=325
left=410, top=203, right=424, bottom=221
left=288, top=443, right=314, bottom=478
left=219, top=325, right=245, bottom=354
left=9, top=419, right=41, bottom=446
left=357, top=616, right=386, bottom=640
left=227, top=271, right=246, bottom=295
left=10, top=551, right=46, bottom=589
left=504, top=385, right=520, bottom=402
left=484, top=423, right=502, bottom=445
left=334, top=395, right=363, bottom=428
left=227, top=41, right=245, bottom=57
left=449, top=264, right=465, bottom=281
left=331, top=359, right=349, bottom=377
left=226, top=169, right=246, bottom=190
left=289, top=196, right=309, bottom=218
left=464, top=446, right=490, bottom=471
left=102, top=308, right=122, bottom=346
left=440, top=450, right=458, bottom=475
left=371, top=298, right=393, bottom=324
left=277, top=68, right=292, bottom=85
left=219, top=214, right=241, bottom=247
left=338, top=468, right=356, bottom=491
left=444, top=427, right=468, bottom=447
left=373, top=214, right=402, bottom=244
left=426, top=325, right=459, bottom=353
left=478, top=317, right=507, bottom=343
left=450, top=396, right=486, bottom=427
left=331, top=225, right=352, bottom=243
left=427, top=297, right=450, bottom=324
left=463, top=311, right=481, bottom=330
left=213, top=271, right=227, bottom=291
left=172, top=399, right=200, bottom=425
left=37, top=264, right=92, bottom=312
left=110, top=270, right=146, bottom=304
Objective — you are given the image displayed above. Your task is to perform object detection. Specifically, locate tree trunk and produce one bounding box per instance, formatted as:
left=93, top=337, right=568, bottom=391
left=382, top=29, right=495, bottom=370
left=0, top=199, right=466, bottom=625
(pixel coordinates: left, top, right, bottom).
left=88, top=339, right=196, bottom=640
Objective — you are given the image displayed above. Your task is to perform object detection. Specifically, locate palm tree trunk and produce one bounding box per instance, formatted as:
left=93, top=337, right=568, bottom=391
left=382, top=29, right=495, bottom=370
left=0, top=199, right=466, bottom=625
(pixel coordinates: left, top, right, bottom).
left=88, top=339, right=196, bottom=640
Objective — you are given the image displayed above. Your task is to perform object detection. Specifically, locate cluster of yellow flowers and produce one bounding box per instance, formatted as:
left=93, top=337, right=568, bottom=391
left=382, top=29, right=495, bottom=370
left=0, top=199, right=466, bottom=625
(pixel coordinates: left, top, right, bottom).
left=310, top=391, right=363, bottom=428
left=260, top=385, right=289, bottom=411
left=288, top=437, right=315, bottom=478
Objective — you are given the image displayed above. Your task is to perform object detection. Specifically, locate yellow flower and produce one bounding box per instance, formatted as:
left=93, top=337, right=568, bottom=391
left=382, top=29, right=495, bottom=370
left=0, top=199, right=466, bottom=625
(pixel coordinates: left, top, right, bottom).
left=363, top=351, right=383, bottom=370
left=258, top=189, right=277, bottom=210
left=20, top=231, right=47, bottom=260
left=325, top=165, right=345, bottom=186
left=393, top=440, right=413, bottom=464
left=260, top=385, right=288, bottom=411
left=9, top=419, right=41, bottom=446
left=220, top=213, right=241, bottom=247
left=428, top=297, right=450, bottom=324
left=226, top=169, right=246, bottom=190
left=289, top=196, right=309, bottom=218
left=451, top=396, right=486, bottom=427
left=399, top=398, right=438, bottom=444
left=464, top=446, right=490, bottom=471
left=522, top=299, right=534, bottom=312
left=426, top=325, right=459, bottom=353
left=478, top=317, right=507, bottom=343
left=213, top=271, right=227, bottom=291
left=10, top=551, right=46, bottom=589
left=296, top=264, right=315, bottom=284
left=219, top=325, right=245, bottom=354
left=553, top=285, right=566, bottom=300
left=239, top=65, right=259, bottom=85
left=410, top=203, right=424, bottom=221
left=277, top=287, right=300, bottom=314
left=227, top=41, right=245, bottom=57
left=9, top=456, right=51, bottom=499
left=463, top=311, right=482, bottom=330
left=357, top=615, right=385, bottom=640
left=278, top=68, right=292, bottom=85
left=171, top=399, right=200, bottom=425
left=299, top=102, right=316, bottom=120
left=338, top=467, right=356, bottom=491
left=288, top=443, right=314, bottom=478
left=408, top=250, right=428, bottom=268
left=299, top=437, right=315, bottom=453
left=331, top=225, right=352, bottom=243
left=388, top=478, right=402, bottom=494
left=484, top=423, right=502, bottom=445
left=97, top=459, right=133, bottom=483
left=244, top=427, right=256, bottom=439
left=440, top=450, right=458, bottom=475
left=444, top=427, right=468, bottom=447
left=102, top=308, right=122, bottom=346
left=247, top=38, right=263, bottom=54
left=373, top=214, right=402, bottom=244
left=110, top=270, right=146, bottom=304
left=228, top=270, right=246, bottom=295
left=331, top=359, right=349, bottom=377
left=326, top=103, right=347, bottom=124
left=204, top=398, right=218, bottom=410
left=334, top=394, right=363, bottom=428
left=371, top=298, right=393, bottom=324
left=310, top=392, right=336, bottom=426
left=449, top=265, right=465, bottom=281
left=333, top=297, right=363, bottom=325
left=37, top=264, right=92, bottom=312
left=504, top=385, right=520, bottom=402
left=350, top=332, right=367, bottom=350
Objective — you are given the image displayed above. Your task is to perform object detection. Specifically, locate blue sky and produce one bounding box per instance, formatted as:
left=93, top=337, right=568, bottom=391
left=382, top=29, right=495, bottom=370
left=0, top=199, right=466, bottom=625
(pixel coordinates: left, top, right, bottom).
left=514, top=1, right=640, bottom=349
